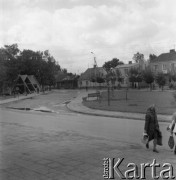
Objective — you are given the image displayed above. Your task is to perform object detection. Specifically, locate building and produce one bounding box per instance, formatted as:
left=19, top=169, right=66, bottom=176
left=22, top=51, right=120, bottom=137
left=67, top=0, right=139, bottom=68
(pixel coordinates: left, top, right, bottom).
left=114, top=59, right=147, bottom=88
left=149, top=49, right=176, bottom=87
left=12, top=75, right=41, bottom=94
left=150, top=49, right=176, bottom=75
left=56, top=75, right=78, bottom=89
left=78, top=66, right=107, bottom=88
left=55, top=71, right=78, bottom=89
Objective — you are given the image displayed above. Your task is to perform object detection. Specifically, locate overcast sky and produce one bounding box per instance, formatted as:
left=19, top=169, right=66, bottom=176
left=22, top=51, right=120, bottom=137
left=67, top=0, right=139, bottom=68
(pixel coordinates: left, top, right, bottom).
left=1, top=0, right=176, bottom=73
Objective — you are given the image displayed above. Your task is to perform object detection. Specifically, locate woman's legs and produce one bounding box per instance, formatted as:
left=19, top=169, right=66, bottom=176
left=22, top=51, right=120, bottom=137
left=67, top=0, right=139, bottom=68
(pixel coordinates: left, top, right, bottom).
left=173, top=135, right=176, bottom=154
left=153, top=138, right=158, bottom=153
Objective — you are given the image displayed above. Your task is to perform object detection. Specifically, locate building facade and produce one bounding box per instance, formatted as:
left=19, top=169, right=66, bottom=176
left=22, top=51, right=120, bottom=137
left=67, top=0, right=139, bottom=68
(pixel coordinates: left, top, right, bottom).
left=150, top=49, right=176, bottom=75
left=114, top=59, right=147, bottom=87
left=78, top=66, right=107, bottom=88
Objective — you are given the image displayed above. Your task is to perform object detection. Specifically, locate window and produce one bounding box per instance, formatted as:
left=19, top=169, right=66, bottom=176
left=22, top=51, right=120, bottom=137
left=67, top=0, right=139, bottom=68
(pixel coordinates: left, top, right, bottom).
left=171, top=63, right=175, bottom=71
left=154, top=65, right=158, bottom=71
left=162, top=64, right=167, bottom=70
left=124, top=69, right=128, bottom=75
left=121, top=78, right=124, bottom=84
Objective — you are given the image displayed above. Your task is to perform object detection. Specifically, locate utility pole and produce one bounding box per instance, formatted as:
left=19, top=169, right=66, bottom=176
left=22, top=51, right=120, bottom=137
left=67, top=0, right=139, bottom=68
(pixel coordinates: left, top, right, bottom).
left=91, top=52, right=98, bottom=89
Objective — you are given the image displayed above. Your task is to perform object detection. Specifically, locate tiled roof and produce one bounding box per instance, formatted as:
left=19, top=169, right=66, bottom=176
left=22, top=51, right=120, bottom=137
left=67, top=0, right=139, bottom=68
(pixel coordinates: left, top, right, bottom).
left=150, top=51, right=176, bottom=63
left=28, top=75, right=40, bottom=85
left=19, top=75, right=27, bottom=81
left=55, top=71, right=67, bottom=82
left=79, top=67, right=107, bottom=80
left=18, top=75, right=40, bottom=85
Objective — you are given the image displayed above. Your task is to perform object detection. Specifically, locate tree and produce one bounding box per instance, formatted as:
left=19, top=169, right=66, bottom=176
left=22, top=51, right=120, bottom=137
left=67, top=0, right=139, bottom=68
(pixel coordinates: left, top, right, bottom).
left=168, top=72, right=176, bottom=89
left=133, top=52, right=144, bottom=63
left=149, top=54, right=157, bottom=61
left=96, top=77, right=105, bottom=83
left=4, top=44, right=21, bottom=87
left=142, top=68, right=154, bottom=90
left=115, top=69, right=123, bottom=88
left=168, top=71, right=176, bottom=82
left=4, top=44, right=20, bottom=59
left=155, top=73, right=166, bottom=91
left=0, top=48, right=8, bottom=94
left=0, top=44, right=62, bottom=93
left=103, top=58, right=124, bottom=72
left=62, top=68, right=67, bottom=74
left=129, top=68, right=142, bottom=88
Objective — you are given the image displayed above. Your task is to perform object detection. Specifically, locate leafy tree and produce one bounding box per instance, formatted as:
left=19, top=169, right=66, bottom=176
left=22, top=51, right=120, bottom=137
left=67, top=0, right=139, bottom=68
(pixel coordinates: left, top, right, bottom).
left=0, top=44, right=63, bottom=93
left=0, top=48, right=8, bottom=94
left=155, top=72, right=166, bottom=91
left=149, top=54, right=157, bottom=61
left=103, top=58, right=124, bottom=72
left=115, top=69, right=123, bottom=87
left=168, top=71, right=176, bottom=82
left=129, top=68, right=142, bottom=88
left=62, top=68, right=67, bottom=74
left=142, top=68, right=154, bottom=90
left=96, top=77, right=105, bottom=83
left=133, top=52, right=144, bottom=63
left=4, top=44, right=20, bottom=59
left=105, top=69, right=116, bottom=89
left=4, top=44, right=21, bottom=86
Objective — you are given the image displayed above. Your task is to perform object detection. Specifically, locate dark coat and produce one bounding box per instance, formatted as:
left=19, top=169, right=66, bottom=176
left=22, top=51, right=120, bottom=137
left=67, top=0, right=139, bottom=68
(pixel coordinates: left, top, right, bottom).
left=144, top=108, right=159, bottom=141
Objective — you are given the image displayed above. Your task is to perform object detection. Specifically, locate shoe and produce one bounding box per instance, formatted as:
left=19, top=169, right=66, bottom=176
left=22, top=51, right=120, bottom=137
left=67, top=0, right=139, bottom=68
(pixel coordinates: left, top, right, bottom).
left=153, top=149, right=159, bottom=153
left=146, top=143, right=149, bottom=149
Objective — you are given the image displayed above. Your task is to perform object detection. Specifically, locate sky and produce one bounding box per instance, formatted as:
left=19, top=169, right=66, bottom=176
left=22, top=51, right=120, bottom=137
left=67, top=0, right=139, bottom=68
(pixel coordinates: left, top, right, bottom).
left=0, top=0, right=176, bottom=74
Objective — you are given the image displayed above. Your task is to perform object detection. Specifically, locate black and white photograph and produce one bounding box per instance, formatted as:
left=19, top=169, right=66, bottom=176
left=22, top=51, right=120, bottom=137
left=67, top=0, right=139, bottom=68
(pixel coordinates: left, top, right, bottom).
left=0, top=0, right=176, bottom=179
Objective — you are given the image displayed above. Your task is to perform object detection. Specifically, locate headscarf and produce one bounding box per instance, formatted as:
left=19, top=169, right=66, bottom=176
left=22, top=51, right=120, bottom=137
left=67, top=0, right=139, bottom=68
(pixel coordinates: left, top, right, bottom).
left=146, top=104, right=156, bottom=115
left=146, top=104, right=159, bottom=128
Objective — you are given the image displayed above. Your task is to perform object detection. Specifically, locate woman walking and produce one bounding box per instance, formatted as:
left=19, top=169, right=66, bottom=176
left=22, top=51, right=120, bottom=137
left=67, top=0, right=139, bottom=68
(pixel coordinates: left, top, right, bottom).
left=168, top=112, right=176, bottom=154
left=144, top=104, right=161, bottom=153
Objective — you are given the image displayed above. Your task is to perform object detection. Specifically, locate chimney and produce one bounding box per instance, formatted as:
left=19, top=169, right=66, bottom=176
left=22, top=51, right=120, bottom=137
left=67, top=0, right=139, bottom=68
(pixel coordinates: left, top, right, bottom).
left=129, top=61, right=132, bottom=64
left=170, top=49, right=175, bottom=53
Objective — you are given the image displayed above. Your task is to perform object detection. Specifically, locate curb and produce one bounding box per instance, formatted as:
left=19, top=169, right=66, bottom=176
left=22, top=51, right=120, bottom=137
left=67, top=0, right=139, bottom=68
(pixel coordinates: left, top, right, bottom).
left=67, top=100, right=171, bottom=123
left=0, top=93, right=39, bottom=105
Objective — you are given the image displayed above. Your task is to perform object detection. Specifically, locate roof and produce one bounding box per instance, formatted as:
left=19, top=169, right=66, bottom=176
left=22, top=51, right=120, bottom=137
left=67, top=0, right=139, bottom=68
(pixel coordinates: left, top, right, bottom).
left=150, top=50, right=176, bottom=63
left=55, top=71, right=78, bottom=82
left=19, top=75, right=27, bottom=81
left=28, top=75, right=40, bottom=85
left=55, top=71, right=67, bottom=82
left=17, top=75, right=40, bottom=86
left=62, top=76, right=76, bottom=81
left=79, top=67, right=107, bottom=80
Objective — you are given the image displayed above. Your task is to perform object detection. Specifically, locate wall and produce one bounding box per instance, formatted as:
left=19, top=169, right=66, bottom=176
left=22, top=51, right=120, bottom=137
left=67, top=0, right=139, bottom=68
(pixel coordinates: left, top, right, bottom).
left=150, top=60, right=176, bottom=75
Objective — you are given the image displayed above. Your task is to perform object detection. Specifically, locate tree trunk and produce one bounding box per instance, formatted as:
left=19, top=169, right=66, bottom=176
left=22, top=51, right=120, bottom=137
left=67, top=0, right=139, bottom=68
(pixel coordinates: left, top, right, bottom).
left=150, top=84, right=152, bottom=91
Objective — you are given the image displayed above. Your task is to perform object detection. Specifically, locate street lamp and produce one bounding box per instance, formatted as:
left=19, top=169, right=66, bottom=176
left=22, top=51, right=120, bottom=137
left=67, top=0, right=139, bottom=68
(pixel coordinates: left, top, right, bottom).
left=91, top=52, right=97, bottom=89
left=91, top=52, right=97, bottom=68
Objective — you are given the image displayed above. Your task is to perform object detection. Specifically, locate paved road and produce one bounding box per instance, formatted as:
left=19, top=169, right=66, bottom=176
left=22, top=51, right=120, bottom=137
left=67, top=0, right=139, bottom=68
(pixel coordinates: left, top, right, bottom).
left=0, top=90, right=175, bottom=179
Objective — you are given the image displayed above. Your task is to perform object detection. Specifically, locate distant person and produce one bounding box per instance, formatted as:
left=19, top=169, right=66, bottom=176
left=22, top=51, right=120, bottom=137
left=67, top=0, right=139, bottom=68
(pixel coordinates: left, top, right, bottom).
left=167, top=112, right=176, bottom=154
left=144, top=104, right=162, bottom=153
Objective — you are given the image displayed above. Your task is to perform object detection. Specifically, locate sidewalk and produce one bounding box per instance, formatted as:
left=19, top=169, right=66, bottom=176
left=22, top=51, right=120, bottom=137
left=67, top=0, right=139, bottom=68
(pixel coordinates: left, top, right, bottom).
left=0, top=93, right=39, bottom=105
left=67, top=91, right=172, bottom=122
